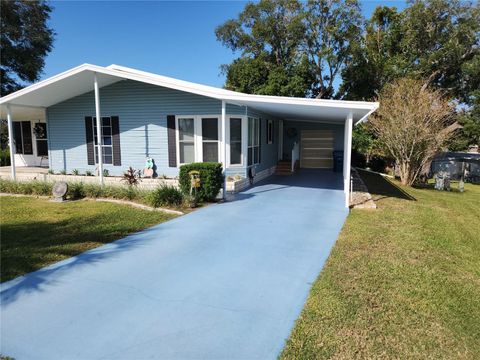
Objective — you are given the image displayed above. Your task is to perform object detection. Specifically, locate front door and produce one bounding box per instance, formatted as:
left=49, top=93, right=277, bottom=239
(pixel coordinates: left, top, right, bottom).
left=300, top=130, right=334, bottom=168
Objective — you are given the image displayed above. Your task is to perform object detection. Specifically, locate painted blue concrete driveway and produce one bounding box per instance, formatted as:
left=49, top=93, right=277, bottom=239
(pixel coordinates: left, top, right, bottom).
left=1, top=170, right=348, bottom=360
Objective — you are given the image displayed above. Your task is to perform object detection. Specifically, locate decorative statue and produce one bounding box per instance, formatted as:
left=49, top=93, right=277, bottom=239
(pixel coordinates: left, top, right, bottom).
left=144, top=157, right=154, bottom=178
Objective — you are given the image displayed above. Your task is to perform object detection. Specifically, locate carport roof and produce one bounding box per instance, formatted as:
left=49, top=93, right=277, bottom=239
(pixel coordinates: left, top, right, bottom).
left=0, top=63, right=378, bottom=123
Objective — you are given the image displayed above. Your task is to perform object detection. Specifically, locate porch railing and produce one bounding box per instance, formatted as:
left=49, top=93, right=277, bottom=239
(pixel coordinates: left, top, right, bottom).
left=291, top=141, right=300, bottom=172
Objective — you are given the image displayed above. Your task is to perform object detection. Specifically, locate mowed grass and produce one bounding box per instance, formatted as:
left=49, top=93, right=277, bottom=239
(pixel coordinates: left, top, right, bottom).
left=0, top=196, right=176, bottom=282
left=281, top=170, right=480, bottom=359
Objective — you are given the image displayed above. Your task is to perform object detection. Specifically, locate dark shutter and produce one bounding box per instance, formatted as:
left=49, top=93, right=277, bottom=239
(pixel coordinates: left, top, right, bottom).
left=85, top=117, right=95, bottom=165
left=111, top=116, right=121, bottom=166
left=258, top=118, right=262, bottom=163
left=21, top=121, right=33, bottom=154
left=13, top=122, right=23, bottom=154
left=167, top=115, right=177, bottom=167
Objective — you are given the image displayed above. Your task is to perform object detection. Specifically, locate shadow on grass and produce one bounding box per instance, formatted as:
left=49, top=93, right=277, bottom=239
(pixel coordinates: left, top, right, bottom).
left=357, top=169, right=416, bottom=201
left=0, top=217, right=158, bottom=306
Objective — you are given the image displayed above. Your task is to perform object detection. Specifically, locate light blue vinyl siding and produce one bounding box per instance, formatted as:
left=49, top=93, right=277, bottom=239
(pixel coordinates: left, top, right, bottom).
left=47, top=80, right=242, bottom=176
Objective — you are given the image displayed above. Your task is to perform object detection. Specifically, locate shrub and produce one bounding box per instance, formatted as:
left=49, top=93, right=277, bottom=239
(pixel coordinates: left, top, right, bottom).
left=0, top=148, right=10, bottom=166
left=68, top=182, right=85, bottom=199
left=85, top=170, right=93, bottom=176
left=122, top=167, right=141, bottom=186
left=48, top=169, right=54, bottom=174
left=148, top=185, right=183, bottom=208
left=103, top=169, right=109, bottom=177
left=72, top=169, right=80, bottom=175
left=179, top=162, right=223, bottom=202
left=83, top=183, right=104, bottom=198
left=0, top=179, right=52, bottom=196
left=60, top=169, right=67, bottom=175
left=30, top=181, right=53, bottom=196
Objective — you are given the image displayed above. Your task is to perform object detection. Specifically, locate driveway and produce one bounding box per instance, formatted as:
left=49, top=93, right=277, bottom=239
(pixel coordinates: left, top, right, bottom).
left=0, top=170, right=348, bottom=360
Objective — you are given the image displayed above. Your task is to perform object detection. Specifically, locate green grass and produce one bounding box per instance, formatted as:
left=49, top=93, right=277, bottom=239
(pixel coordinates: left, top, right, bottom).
left=0, top=196, right=176, bottom=282
left=281, top=170, right=480, bottom=359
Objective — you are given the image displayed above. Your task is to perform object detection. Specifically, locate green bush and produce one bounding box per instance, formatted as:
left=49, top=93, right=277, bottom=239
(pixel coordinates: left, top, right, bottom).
left=148, top=185, right=183, bottom=208
left=0, top=148, right=10, bottom=166
left=67, top=182, right=85, bottom=199
left=179, top=162, right=223, bottom=202
left=0, top=179, right=53, bottom=196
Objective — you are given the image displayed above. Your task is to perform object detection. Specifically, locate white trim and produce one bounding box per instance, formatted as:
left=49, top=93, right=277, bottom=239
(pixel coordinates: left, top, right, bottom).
left=94, top=73, right=104, bottom=186
left=175, top=115, right=222, bottom=166
left=343, top=112, right=353, bottom=207
left=247, top=116, right=260, bottom=166
left=226, top=115, right=247, bottom=168
left=175, top=116, right=196, bottom=166
left=91, top=116, right=113, bottom=165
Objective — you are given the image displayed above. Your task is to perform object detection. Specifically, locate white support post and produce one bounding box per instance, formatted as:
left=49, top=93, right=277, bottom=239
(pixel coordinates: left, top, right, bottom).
left=94, top=73, right=104, bottom=186
left=343, top=112, right=353, bottom=207
left=6, top=104, right=16, bottom=181
left=221, top=100, right=227, bottom=200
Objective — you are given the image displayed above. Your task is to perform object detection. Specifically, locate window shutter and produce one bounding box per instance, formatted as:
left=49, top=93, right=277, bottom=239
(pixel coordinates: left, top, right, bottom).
left=21, top=121, right=33, bottom=154
left=85, top=117, right=95, bottom=165
left=258, top=118, right=262, bottom=163
left=13, top=122, right=23, bottom=154
left=167, top=115, right=177, bottom=167
left=111, top=116, right=121, bottom=166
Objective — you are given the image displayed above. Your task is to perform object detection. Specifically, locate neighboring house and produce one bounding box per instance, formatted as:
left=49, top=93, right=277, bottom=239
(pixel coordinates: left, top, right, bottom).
left=431, top=151, right=480, bottom=182
left=0, top=64, right=378, bottom=206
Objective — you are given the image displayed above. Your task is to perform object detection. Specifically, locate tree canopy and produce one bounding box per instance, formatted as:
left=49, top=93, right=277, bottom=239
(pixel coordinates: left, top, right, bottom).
left=217, top=0, right=480, bottom=150
left=0, top=0, right=55, bottom=96
left=215, top=0, right=362, bottom=98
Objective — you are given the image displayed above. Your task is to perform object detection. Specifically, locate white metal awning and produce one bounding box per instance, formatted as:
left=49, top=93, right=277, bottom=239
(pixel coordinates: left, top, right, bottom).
left=0, top=63, right=378, bottom=124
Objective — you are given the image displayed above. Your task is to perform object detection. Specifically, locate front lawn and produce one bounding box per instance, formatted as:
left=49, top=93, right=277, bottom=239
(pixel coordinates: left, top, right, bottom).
left=0, top=196, right=176, bottom=282
left=281, top=170, right=480, bottom=359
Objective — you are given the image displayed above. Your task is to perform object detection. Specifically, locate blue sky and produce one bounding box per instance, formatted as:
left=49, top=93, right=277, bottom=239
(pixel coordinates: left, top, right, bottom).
left=43, top=1, right=406, bottom=88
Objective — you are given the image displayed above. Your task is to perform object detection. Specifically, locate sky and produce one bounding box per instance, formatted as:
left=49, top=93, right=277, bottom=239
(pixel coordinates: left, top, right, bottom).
left=42, top=0, right=407, bottom=88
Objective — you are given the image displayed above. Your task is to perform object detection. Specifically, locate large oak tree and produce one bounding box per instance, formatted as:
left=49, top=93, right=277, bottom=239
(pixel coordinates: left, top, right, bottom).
left=1, top=0, right=55, bottom=96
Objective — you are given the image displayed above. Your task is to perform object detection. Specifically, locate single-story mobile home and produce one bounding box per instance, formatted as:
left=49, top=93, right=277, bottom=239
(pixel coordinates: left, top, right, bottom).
left=0, top=64, right=378, bottom=206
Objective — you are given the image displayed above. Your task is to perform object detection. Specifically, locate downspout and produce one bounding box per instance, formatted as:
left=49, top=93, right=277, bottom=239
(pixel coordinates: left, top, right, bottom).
left=94, top=72, right=104, bottom=186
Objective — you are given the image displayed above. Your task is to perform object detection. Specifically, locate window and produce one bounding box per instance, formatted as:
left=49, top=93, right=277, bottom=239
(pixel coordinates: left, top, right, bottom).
left=34, top=123, right=48, bottom=156
left=178, top=117, right=195, bottom=164
left=202, top=118, right=219, bottom=162
left=12, top=121, right=33, bottom=155
left=248, top=117, right=260, bottom=166
left=230, top=118, right=242, bottom=165
left=92, top=117, right=113, bottom=164
left=267, top=119, right=274, bottom=144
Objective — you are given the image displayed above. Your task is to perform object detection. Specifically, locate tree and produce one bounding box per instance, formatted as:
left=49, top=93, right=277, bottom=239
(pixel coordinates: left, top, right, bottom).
left=370, top=78, right=457, bottom=186
left=341, top=0, right=480, bottom=102
left=215, top=0, right=363, bottom=98
left=304, top=0, right=362, bottom=98
left=1, top=0, right=55, bottom=96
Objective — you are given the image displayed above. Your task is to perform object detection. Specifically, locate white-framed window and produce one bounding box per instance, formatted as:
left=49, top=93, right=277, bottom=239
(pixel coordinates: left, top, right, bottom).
left=177, top=117, right=195, bottom=164
left=201, top=117, right=219, bottom=162
left=248, top=117, right=260, bottom=166
left=229, top=117, right=243, bottom=165
left=34, top=123, right=48, bottom=156
left=176, top=115, right=222, bottom=165
left=267, top=119, right=274, bottom=144
left=92, top=117, right=113, bottom=164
